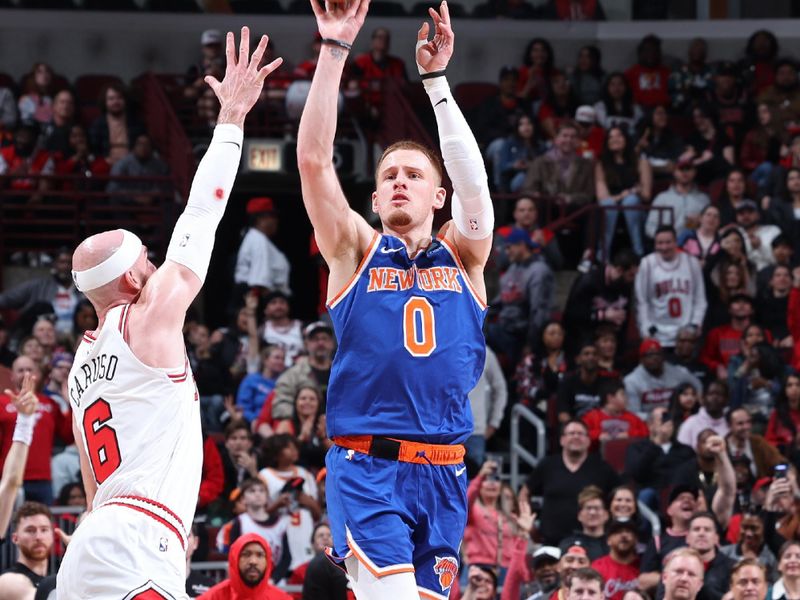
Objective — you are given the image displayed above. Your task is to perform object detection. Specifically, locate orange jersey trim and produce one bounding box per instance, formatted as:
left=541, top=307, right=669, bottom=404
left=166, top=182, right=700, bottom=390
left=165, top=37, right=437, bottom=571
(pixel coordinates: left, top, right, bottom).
left=327, top=231, right=381, bottom=309
left=437, top=237, right=488, bottom=310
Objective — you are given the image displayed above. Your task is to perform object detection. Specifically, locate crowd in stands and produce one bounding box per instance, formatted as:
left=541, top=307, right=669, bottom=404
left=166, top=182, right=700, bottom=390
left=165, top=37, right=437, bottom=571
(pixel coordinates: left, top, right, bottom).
left=6, top=21, right=800, bottom=600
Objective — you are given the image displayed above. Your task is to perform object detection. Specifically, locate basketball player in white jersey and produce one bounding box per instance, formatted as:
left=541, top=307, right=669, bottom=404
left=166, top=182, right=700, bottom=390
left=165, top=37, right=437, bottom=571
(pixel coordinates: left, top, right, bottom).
left=56, top=28, right=283, bottom=600
left=635, top=225, right=707, bottom=350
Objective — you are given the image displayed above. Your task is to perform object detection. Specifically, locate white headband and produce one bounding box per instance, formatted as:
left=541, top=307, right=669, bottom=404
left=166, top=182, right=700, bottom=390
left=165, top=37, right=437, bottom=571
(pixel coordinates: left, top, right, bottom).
left=72, top=230, right=143, bottom=292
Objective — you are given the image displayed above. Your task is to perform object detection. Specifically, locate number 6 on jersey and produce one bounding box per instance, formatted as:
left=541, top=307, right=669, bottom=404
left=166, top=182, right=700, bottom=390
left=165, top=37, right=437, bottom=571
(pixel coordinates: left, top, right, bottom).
left=83, top=398, right=122, bottom=484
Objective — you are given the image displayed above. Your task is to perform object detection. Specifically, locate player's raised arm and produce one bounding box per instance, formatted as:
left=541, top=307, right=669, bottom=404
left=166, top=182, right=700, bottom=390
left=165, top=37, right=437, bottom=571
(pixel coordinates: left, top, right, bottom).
left=146, top=27, right=283, bottom=322
left=297, top=0, right=375, bottom=263
left=419, top=2, right=493, bottom=271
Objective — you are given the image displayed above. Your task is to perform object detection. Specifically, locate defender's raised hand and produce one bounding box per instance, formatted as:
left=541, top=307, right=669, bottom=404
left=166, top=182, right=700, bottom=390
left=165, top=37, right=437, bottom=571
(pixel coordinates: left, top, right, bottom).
left=416, top=1, right=454, bottom=74
left=309, top=0, right=371, bottom=47
left=205, top=27, right=283, bottom=126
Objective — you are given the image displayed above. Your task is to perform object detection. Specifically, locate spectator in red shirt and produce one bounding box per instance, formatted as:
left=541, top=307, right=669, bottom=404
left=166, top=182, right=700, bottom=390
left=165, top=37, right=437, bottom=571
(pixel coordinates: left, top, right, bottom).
left=582, top=380, right=649, bottom=448
left=199, top=533, right=291, bottom=600
left=625, top=35, right=671, bottom=109
left=575, top=105, right=605, bottom=161
left=0, top=356, right=73, bottom=505
left=351, top=27, right=407, bottom=122
left=765, top=373, right=800, bottom=452
left=700, top=294, right=758, bottom=380
left=539, top=72, right=579, bottom=140
left=788, top=268, right=800, bottom=372
left=0, top=123, right=55, bottom=202
left=55, top=125, right=111, bottom=189
left=592, top=520, right=641, bottom=600
left=739, top=30, right=779, bottom=97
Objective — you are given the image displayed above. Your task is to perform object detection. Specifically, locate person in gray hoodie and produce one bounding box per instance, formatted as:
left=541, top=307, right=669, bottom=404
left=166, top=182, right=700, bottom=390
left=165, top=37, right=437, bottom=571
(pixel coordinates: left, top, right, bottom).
left=624, top=338, right=702, bottom=417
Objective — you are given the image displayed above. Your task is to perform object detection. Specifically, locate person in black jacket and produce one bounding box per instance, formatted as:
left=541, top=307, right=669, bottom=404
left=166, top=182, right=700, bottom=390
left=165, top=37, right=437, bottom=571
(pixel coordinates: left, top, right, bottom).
left=562, top=249, right=639, bottom=358
left=625, top=406, right=695, bottom=506
left=522, top=419, right=620, bottom=545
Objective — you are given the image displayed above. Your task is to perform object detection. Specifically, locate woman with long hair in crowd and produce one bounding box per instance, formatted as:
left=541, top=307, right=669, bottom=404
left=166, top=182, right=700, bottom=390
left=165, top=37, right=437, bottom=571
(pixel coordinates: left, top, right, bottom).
left=683, top=103, right=736, bottom=186
left=463, top=460, right=534, bottom=587
left=766, top=373, right=800, bottom=453
left=595, top=126, right=651, bottom=257
left=766, top=168, right=800, bottom=257
left=594, top=72, right=643, bottom=135
left=741, top=102, right=785, bottom=184
left=518, top=38, right=556, bottom=105
left=18, top=62, right=57, bottom=126
left=570, top=45, right=605, bottom=106
left=668, top=382, right=701, bottom=426
left=515, top=320, right=568, bottom=417
left=538, top=71, right=578, bottom=140
left=274, top=385, right=331, bottom=470
left=680, top=204, right=721, bottom=267
left=705, top=257, right=755, bottom=330
left=497, top=113, right=545, bottom=193
left=635, top=104, right=685, bottom=181
left=718, top=168, right=753, bottom=226
left=770, top=541, right=800, bottom=600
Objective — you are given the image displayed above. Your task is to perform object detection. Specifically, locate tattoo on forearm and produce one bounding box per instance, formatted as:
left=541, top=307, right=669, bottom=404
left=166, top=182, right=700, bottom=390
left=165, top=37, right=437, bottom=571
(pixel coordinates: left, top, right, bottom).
left=327, top=46, right=348, bottom=62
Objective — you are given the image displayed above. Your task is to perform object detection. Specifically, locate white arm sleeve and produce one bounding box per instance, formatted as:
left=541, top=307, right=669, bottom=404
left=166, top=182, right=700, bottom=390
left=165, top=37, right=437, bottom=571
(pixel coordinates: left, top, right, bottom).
left=423, top=76, right=493, bottom=240
left=166, top=124, right=243, bottom=283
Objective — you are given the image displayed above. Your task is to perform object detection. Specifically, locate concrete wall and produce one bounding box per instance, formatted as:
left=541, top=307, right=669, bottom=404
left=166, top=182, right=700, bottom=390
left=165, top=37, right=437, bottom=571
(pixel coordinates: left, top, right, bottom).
left=2, top=9, right=800, bottom=86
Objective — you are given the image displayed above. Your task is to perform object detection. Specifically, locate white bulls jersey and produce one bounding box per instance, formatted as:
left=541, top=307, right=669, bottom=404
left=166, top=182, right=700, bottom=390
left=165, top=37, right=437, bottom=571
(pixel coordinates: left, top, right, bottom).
left=68, top=303, right=201, bottom=549
left=635, top=251, right=707, bottom=347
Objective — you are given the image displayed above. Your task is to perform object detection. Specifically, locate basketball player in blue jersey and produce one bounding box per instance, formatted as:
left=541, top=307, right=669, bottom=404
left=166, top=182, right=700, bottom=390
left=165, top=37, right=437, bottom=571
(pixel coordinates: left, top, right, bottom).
left=297, top=1, right=493, bottom=598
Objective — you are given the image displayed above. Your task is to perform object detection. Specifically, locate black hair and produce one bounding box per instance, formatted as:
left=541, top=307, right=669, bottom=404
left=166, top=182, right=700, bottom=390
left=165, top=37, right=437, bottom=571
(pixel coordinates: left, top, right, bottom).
left=598, top=379, right=625, bottom=407
left=56, top=482, right=85, bottom=507
left=522, top=38, right=555, bottom=72
left=654, top=225, right=677, bottom=239
left=577, top=45, right=603, bottom=77
left=745, top=29, right=779, bottom=61
left=611, top=248, right=640, bottom=270
left=668, top=382, right=699, bottom=426
left=600, top=127, right=638, bottom=192
left=775, top=373, right=800, bottom=440
left=600, top=72, right=635, bottom=118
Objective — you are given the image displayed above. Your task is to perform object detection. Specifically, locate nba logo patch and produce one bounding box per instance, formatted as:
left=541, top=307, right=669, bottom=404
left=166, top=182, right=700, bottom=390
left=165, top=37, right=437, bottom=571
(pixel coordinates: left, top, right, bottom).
left=469, top=218, right=478, bottom=231
left=433, top=556, right=458, bottom=591
left=158, top=537, right=168, bottom=552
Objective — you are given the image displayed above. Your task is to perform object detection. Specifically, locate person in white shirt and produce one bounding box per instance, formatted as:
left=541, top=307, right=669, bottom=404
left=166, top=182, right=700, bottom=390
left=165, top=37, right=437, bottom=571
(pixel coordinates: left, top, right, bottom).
left=635, top=226, right=707, bottom=349
left=645, top=160, right=709, bottom=240
left=734, top=199, right=781, bottom=271
left=260, top=291, right=304, bottom=367
left=677, top=380, right=730, bottom=448
left=234, top=196, right=291, bottom=296
left=465, top=346, right=507, bottom=467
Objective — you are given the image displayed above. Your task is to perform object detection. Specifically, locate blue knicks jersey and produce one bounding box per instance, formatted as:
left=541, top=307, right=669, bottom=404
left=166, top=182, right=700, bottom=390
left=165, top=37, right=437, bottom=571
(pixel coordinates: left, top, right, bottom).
left=326, top=232, right=487, bottom=445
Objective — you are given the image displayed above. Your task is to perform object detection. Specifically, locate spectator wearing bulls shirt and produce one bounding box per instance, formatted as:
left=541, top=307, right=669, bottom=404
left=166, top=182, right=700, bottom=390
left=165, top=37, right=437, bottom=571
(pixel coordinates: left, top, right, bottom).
left=624, top=35, right=671, bottom=109
left=592, top=520, right=641, bottom=600
left=635, top=226, right=706, bottom=350
left=582, top=380, right=648, bottom=446
left=624, top=339, right=702, bottom=418
left=0, top=356, right=73, bottom=506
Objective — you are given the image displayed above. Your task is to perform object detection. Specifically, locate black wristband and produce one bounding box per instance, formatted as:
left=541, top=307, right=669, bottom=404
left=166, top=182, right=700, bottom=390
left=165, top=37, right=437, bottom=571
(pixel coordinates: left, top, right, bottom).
left=420, top=70, right=446, bottom=81
left=320, top=38, right=352, bottom=51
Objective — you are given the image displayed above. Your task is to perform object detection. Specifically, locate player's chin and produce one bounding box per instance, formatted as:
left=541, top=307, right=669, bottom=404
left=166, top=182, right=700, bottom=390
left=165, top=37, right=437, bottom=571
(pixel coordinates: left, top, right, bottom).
left=386, top=208, right=412, bottom=228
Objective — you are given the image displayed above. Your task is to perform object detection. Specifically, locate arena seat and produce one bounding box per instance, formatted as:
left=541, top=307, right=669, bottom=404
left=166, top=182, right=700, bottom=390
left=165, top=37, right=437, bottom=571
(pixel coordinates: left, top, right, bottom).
left=74, top=74, right=124, bottom=107
left=453, top=82, right=499, bottom=115
left=601, top=438, right=639, bottom=475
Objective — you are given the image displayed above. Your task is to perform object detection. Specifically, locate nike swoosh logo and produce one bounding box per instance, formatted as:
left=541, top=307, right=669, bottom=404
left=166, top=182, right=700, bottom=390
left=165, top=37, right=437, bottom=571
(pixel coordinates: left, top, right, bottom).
left=435, top=98, right=448, bottom=108
left=380, top=247, right=404, bottom=254
left=455, top=466, right=467, bottom=477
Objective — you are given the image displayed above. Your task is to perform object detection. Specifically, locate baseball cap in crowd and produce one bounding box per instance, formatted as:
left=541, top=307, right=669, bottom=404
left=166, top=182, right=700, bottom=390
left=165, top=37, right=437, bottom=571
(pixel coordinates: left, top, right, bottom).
left=752, top=477, right=772, bottom=495
left=607, top=519, right=638, bottom=537
left=575, top=105, right=596, bottom=124
left=558, top=537, right=589, bottom=557
left=304, top=321, right=333, bottom=338
left=246, top=197, right=276, bottom=216
left=735, top=199, right=759, bottom=213
left=639, top=338, right=662, bottom=357
left=201, top=29, right=222, bottom=46
left=51, top=352, right=74, bottom=368
left=531, top=546, right=561, bottom=567
left=668, top=484, right=699, bottom=506
left=505, top=227, right=537, bottom=249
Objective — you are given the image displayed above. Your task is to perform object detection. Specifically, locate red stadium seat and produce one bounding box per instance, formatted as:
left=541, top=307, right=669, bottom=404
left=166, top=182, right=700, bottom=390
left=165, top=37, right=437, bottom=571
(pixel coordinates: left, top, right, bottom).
left=453, top=82, right=499, bottom=115
left=75, top=74, right=124, bottom=107
left=601, top=438, right=640, bottom=475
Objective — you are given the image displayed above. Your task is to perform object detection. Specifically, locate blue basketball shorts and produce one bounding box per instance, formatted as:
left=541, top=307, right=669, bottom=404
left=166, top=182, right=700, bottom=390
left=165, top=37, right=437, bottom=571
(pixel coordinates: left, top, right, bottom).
left=325, top=444, right=468, bottom=600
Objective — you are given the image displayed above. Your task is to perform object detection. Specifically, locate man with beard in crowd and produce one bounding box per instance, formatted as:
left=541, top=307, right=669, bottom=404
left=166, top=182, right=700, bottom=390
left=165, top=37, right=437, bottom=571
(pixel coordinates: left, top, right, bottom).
left=0, top=248, right=81, bottom=337
left=0, top=502, right=54, bottom=595
left=199, top=533, right=291, bottom=600
left=563, top=249, right=639, bottom=357
left=592, top=520, right=640, bottom=600
left=502, top=546, right=561, bottom=600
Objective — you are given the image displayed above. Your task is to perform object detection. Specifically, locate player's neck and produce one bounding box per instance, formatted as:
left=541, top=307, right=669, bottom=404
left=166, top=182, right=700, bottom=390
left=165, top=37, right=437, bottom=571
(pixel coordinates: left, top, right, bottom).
left=18, top=554, right=47, bottom=576
left=381, top=226, right=434, bottom=258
